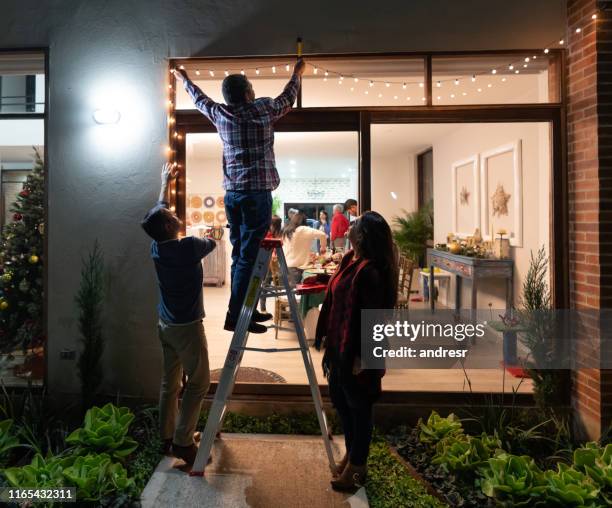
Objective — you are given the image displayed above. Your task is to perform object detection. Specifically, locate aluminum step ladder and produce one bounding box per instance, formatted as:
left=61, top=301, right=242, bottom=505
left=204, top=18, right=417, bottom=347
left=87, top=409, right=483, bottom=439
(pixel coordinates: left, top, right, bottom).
left=190, top=238, right=336, bottom=476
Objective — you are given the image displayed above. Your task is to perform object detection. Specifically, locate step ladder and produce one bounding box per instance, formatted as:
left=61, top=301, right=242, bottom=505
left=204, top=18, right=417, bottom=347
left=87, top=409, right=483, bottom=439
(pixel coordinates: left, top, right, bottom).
left=190, top=238, right=336, bottom=476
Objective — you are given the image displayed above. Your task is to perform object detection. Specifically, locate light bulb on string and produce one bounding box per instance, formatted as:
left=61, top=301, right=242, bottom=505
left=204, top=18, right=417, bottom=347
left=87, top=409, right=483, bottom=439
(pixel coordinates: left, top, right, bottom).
left=559, top=39, right=564, bottom=45
left=324, top=70, right=329, bottom=77
left=502, top=77, right=507, bottom=82
left=271, top=66, right=276, bottom=74
left=487, top=83, right=492, bottom=88
left=450, top=93, right=455, bottom=99
left=509, top=64, right=514, bottom=70
left=378, top=93, right=382, bottom=98
left=168, top=84, right=172, bottom=89
left=406, top=97, right=411, bottom=101
left=179, top=65, right=185, bottom=70
left=240, top=69, right=245, bottom=75
left=313, top=67, right=318, bottom=74
left=576, top=27, right=581, bottom=33
left=523, top=63, right=528, bottom=68
left=393, top=95, right=398, bottom=100
left=224, top=70, right=229, bottom=76
left=421, top=97, right=425, bottom=101
left=454, top=78, right=459, bottom=85
left=285, top=64, right=290, bottom=72
left=515, top=70, right=520, bottom=74
left=340, top=75, right=344, bottom=80
left=436, top=81, right=441, bottom=87
left=436, top=95, right=441, bottom=100
left=471, top=75, right=476, bottom=82
left=477, top=88, right=482, bottom=92
left=385, top=82, right=390, bottom=87
left=491, top=69, right=497, bottom=74
left=255, top=68, right=260, bottom=75
left=462, top=92, right=467, bottom=96
left=532, top=55, right=537, bottom=60
left=364, top=90, right=369, bottom=95
left=402, top=83, right=407, bottom=89
left=369, top=80, right=374, bottom=87
left=524, top=57, right=530, bottom=62
left=195, top=70, right=201, bottom=76
left=592, top=13, right=597, bottom=19
left=350, top=87, right=354, bottom=92
left=354, top=77, right=359, bottom=83
left=419, top=82, right=424, bottom=88
left=544, top=48, right=549, bottom=54
left=209, top=70, right=214, bottom=77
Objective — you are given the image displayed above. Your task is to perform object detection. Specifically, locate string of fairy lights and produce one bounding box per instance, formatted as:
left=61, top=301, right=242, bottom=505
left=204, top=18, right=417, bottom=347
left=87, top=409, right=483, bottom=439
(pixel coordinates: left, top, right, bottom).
left=164, top=7, right=604, bottom=211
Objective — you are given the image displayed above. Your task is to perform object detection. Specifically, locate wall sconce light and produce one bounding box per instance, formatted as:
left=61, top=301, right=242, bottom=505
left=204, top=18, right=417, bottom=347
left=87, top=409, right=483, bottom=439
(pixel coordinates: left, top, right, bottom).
left=93, top=108, right=121, bottom=124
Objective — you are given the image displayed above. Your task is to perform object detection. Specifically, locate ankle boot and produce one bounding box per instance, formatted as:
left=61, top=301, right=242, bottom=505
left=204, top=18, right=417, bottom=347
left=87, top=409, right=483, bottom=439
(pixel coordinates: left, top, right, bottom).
left=333, top=453, right=349, bottom=477
left=330, top=462, right=367, bottom=492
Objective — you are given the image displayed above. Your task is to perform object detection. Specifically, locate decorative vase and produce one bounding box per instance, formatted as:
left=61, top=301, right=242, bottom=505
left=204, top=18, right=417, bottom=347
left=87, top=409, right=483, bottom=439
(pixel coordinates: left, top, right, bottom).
left=448, top=242, right=462, bottom=254
left=494, top=238, right=510, bottom=259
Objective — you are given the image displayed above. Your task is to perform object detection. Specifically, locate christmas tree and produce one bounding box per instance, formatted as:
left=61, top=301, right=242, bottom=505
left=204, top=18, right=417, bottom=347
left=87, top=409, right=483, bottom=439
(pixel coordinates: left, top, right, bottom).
left=0, top=148, right=44, bottom=355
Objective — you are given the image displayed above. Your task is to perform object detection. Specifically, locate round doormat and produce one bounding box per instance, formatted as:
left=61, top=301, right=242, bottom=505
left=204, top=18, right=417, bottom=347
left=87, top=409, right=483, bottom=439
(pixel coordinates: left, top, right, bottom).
left=210, top=367, right=286, bottom=384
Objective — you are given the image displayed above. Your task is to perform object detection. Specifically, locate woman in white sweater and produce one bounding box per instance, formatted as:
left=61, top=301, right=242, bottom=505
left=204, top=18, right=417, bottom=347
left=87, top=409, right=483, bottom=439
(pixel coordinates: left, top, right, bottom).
left=282, top=212, right=327, bottom=284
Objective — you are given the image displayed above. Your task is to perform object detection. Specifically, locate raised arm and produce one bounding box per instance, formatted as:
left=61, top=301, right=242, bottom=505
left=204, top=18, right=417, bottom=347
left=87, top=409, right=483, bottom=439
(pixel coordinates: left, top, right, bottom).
left=159, top=162, right=178, bottom=204
left=269, top=58, right=305, bottom=119
left=172, top=68, right=218, bottom=122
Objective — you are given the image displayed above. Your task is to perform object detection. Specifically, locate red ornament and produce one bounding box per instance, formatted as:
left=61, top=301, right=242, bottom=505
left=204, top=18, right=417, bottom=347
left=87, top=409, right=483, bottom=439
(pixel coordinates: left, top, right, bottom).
left=19, top=190, right=30, bottom=198
left=13, top=213, right=22, bottom=221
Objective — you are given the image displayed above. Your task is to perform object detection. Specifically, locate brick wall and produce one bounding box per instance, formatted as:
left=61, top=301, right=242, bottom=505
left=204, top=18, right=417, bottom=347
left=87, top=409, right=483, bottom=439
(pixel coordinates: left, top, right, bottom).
left=567, top=0, right=612, bottom=438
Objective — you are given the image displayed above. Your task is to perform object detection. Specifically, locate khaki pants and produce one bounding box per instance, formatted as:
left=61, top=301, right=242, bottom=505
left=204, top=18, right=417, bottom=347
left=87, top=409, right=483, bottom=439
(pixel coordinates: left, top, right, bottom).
left=158, top=319, right=210, bottom=446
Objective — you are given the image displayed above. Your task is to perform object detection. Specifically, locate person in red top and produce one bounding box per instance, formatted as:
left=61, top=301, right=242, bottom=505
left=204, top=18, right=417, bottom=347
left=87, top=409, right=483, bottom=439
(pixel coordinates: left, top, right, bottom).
left=330, top=203, right=350, bottom=250
left=316, top=211, right=398, bottom=492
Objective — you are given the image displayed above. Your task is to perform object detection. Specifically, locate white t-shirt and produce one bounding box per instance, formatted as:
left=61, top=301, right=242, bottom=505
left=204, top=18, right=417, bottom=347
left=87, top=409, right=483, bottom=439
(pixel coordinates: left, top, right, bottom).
left=283, top=226, right=327, bottom=268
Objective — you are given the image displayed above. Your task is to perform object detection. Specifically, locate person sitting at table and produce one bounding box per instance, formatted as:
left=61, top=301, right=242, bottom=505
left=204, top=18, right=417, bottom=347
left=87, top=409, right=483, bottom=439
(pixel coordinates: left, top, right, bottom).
left=315, top=211, right=398, bottom=492
left=330, top=204, right=349, bottom=252
left=282, top=211, right=327, bottom=285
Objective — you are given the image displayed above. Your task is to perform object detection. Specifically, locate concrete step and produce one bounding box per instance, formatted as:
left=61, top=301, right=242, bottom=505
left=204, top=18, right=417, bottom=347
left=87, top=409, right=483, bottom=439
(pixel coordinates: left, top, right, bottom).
left=141, top=433, right=369, bottom=508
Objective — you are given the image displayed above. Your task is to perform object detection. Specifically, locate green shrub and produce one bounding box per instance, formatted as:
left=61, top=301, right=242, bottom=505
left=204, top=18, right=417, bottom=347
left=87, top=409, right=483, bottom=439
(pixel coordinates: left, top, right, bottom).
left=62, top=453, right=134, bottom=501
left=418, top=411, right=463, bottom=446
left=573, top=442, right=612, bottom=491
left=433, top=433, right=500, bottom=475
left=0, top=419, right=22, bottom=463
left=542, top=463, right=602, bottom=507
left=479, top=452, right=546, bottom=505
left=65, top=403, right=137, bottom=459
left=4, top=453, right=75, bottom=491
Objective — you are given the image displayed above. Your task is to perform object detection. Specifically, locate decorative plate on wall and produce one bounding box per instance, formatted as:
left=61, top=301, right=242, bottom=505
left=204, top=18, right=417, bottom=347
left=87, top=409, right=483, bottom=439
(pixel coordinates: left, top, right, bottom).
left=190, top=195, right=203, bottom=209
left=216, top=211, right=227, bottom=223
left=216, top=196, right=225, bottom=208
left=204, top=196, right=215, bottom=208
left=203, top=211, right=215, bottom=223
left=190, top=211, right=202, bottom=224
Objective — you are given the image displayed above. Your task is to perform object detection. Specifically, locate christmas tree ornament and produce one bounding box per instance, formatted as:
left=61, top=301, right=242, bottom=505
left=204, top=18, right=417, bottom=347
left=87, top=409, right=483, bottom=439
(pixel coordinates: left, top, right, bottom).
left=38, top=223, right=44, bottom=235
left=0, top=300, right=8, bottom=310
left=1, top=272, right=12, bottom=283
left=29, top=255, right=39, bottom=264
left=13, top=213, right=23, bottom=221
left=19, top=189, right=30, bottom=198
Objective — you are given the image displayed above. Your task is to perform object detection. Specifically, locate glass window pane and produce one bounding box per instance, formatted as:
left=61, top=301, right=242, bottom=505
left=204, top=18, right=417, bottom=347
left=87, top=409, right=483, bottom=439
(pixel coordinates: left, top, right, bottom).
left=175, top=57, right=425, bottom=109
left=0, top=52, right=45, bottom=113
left=432, top=53, right=559, bottom=105
left=302, top=57, right=425, bottom=107
left=175, top=59, right=297, bottom=109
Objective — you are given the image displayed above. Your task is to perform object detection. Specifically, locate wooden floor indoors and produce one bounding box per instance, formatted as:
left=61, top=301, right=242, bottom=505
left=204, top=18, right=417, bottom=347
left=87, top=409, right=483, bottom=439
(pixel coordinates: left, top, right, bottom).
left=203, top=284, right=532, bottom=394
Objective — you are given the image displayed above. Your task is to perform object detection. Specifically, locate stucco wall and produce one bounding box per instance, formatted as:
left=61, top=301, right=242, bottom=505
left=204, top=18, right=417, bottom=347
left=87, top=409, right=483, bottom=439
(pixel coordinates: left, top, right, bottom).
left=0, top=0, right=566, bottom=398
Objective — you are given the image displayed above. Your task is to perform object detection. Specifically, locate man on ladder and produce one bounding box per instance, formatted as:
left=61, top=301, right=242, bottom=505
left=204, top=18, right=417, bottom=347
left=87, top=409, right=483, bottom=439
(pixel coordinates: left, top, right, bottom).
left=173, top=57, right=306, bottom=335
left=190, top=237, right=337, bottom=476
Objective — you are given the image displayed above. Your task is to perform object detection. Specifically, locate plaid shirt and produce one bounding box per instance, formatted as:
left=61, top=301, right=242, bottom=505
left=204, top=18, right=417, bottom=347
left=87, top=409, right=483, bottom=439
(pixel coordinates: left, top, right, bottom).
left=183, top=74, right=300, bottom=191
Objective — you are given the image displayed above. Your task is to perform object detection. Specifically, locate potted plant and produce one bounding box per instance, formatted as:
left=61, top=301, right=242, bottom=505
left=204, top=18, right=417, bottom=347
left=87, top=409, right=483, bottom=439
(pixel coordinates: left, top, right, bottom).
left=392, top=201, right=434, bottom=266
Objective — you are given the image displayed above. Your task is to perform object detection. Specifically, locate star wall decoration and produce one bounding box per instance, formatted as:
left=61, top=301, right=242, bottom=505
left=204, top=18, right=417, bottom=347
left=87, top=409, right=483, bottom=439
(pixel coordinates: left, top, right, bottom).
left=459, top=185, right=470, bottom=205
left=491, top=183, right=511, bottom=217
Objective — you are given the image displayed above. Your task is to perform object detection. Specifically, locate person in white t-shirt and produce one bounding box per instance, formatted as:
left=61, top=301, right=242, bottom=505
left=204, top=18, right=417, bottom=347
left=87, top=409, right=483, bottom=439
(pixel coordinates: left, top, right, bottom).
left=282, top=211, right=327, bottom=284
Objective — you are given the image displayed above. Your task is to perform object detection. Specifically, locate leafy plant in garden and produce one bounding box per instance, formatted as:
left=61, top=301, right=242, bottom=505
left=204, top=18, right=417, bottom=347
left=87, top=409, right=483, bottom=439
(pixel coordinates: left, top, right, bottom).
left=433, top=432, right=501, bottom=475
left=418, top=411, right=463, bottom=445
left=519, top=247, right=569, bottom=410
left=75, top=240, right=105, bottom=411
left=479, top=452, right=546, bottom=505
left=62, top=453, right=135, bottom=501
left=573, top=442, right=611, bottom=501
left=542, top=463, right=602, bottom=507
left=0, top=419, right=22, bottom=464
left=65, top=403, right=137, bottom=459
left=4, top=453, right=75, bottom=491
left=0, top=148, right=44, bottom=354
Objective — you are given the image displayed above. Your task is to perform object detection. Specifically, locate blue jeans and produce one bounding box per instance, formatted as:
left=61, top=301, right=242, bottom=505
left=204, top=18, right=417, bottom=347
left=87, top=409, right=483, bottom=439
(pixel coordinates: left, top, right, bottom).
left=224, top=190, right=272, bottom=322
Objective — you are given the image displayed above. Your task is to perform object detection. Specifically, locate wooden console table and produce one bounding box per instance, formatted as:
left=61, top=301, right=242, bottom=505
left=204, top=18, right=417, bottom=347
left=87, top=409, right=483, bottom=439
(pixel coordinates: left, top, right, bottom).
left=426, top=248, right=514, bottom=312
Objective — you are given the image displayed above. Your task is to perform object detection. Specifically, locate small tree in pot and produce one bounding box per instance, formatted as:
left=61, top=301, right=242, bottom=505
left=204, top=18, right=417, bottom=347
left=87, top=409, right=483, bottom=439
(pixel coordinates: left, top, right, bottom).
left=392, top=201, right=434, bottom=265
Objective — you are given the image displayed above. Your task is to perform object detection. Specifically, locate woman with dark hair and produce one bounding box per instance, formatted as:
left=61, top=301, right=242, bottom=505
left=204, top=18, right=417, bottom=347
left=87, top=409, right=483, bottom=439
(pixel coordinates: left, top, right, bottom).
left=282, top=211, right=327, bottom=284
left=259, top=214, right=283, bottom=312
left=315, top=211, right=398, bottom=491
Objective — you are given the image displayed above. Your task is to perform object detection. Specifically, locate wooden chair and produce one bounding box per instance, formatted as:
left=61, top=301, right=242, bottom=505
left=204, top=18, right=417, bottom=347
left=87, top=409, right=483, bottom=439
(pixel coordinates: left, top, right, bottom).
left=396, top=256, right=415, bottom=309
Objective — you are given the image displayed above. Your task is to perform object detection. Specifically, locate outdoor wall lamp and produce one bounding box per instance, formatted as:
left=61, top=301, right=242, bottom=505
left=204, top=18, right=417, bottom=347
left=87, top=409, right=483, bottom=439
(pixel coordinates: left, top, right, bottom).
left=93, top=108, right=121, bottom=124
